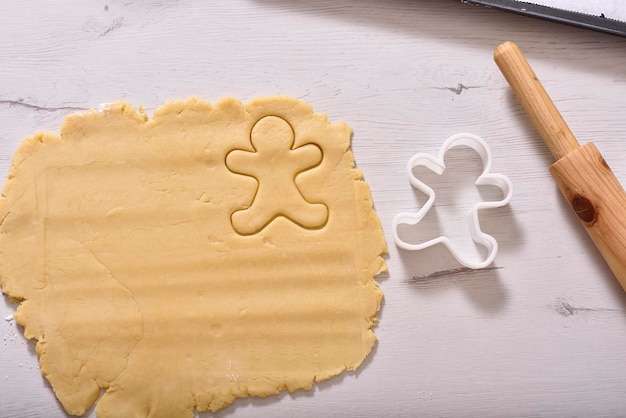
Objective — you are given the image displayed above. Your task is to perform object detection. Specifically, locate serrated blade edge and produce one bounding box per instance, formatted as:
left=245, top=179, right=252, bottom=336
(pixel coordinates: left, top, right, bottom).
left=462, top=0, right=626, bottom=37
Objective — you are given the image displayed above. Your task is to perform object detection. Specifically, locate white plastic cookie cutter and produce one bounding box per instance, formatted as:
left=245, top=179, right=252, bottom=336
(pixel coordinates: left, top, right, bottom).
left=392, top=133, right=513, bottom=269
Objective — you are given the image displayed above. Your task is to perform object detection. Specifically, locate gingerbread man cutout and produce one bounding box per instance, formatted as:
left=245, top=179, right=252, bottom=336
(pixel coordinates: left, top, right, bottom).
left=226, top=116, right=329, bottom=235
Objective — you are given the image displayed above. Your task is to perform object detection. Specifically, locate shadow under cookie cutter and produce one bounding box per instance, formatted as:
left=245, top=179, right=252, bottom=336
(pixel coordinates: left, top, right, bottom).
left=392, top=133, right=513, bottom=269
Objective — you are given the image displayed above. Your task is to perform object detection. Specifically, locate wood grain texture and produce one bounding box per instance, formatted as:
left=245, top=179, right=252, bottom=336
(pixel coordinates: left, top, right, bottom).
left=494, top=41, right=580, bottom=160
left=1, top=1, right=626, bottom=417
left=551, top=143, right=626, bottom=292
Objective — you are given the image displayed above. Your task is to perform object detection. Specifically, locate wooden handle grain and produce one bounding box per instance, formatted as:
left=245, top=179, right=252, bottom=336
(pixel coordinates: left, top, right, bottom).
left=494, top=41, right=626, bottom=292
left=494, top=41, right=579, bottom=160
left=551, top=144, right=626, bottom=291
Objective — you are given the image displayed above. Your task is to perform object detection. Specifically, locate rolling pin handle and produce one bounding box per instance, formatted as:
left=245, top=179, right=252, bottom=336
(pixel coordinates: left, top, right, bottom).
left=494, top=41, right=580, bottom=161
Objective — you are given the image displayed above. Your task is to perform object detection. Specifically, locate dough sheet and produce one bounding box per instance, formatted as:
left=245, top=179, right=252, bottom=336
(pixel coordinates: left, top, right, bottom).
left=0, top=97, right=386, bottom=417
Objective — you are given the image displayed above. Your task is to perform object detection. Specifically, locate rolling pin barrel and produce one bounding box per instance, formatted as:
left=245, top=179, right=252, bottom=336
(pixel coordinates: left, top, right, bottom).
left=494, top=41, right=626, bottom=292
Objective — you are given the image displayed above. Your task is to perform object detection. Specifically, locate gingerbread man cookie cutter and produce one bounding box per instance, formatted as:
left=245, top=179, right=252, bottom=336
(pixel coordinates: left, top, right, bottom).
left=392, top=133, right=513, bottom=269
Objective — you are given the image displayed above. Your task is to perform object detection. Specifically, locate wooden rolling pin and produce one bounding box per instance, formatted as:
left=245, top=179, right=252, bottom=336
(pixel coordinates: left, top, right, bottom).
left=494, top=41, right=626, bottom=291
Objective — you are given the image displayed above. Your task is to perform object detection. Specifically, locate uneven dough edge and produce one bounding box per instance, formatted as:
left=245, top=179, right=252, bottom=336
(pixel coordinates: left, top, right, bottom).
left=0, top=96, right=388, bottom=417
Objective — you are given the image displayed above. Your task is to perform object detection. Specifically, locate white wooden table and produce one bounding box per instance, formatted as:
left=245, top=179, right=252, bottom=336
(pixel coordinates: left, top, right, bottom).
left=2, top=1, right=626, bottom=417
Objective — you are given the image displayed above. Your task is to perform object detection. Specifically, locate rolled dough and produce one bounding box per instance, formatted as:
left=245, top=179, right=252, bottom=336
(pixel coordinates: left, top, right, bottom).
left=0, top=97, right=386, bottom=417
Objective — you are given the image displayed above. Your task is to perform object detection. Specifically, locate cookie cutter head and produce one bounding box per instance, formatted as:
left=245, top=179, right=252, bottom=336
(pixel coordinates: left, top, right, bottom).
left=392, top=133, right=513, bottom=269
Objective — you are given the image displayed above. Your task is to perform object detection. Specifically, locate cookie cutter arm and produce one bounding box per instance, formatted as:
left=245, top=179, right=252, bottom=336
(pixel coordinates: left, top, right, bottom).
left=495, top=41, right=626, bottom=292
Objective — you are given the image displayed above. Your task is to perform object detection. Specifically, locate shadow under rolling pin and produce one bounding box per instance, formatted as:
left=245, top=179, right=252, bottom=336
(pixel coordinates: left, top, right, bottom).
left=494, top=41, right=626, bottom=292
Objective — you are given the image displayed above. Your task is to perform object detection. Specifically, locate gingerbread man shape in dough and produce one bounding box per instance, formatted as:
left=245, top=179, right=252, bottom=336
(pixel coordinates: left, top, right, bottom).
left=226, top=115, right=328, bottom=235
